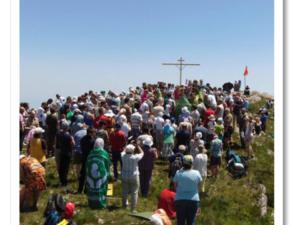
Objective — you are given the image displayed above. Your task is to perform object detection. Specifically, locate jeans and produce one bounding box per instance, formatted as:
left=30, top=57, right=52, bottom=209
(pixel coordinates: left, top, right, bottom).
left=162, top=143, right=174, bottom=159
left=112, top=151, right=122, bottom=179
left=122, top=176, right=140, bottom=211
left=174, top=200, right=199, bottom=225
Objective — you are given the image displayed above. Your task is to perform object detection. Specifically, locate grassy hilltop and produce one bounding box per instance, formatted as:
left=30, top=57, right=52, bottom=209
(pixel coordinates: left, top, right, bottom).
left=20, top=93, right=274, bottom=225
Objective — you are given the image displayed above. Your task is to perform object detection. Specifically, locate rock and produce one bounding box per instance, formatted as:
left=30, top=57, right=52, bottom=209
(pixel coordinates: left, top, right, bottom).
left=258, top=184, right=268, bottom=217
left=97, top=218, right=104, bottom=224
left=267, top=149, right=274, bottom=156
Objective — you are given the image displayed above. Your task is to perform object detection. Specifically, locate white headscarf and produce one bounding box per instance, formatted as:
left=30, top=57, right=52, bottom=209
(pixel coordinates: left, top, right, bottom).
left=94, top=138, right=104, bottom=149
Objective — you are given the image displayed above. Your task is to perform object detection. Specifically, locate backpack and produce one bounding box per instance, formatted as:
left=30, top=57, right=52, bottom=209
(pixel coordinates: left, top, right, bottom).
left=169, top=155, right=183, bottom=178
left=44, top=194, right=66, bottom=225
left=44, top=211, right=61, bottom=225
left=226, top=150, right=247, bottom=179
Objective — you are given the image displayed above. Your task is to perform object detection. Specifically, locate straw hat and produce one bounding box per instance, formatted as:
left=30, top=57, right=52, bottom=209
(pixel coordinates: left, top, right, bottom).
left=34, top=127, right=45, bottom=134
left=183, top=155, right=194, bottom=166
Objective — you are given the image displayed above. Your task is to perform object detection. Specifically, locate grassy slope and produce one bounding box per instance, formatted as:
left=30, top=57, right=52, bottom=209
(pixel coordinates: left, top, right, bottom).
left=20, top=95, right=274, bottom=225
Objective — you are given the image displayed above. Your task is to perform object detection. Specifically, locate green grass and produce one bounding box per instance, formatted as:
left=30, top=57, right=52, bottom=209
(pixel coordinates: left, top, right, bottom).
left=20, top=95, right=274, bottom=225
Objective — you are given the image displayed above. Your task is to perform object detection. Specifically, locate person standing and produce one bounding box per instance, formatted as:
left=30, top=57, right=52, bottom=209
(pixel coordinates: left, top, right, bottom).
left=130, top=109, right=143, bottom=139
left=193, top=145, right=208, bottom=194
left=162, top=120, right=175, bottom=160
left=78, top=127, right=96, bottom=193
left=138, top=137, right=158, bottom=197
left=20, top=107, right=26, bottom=152
left=110, top=123, right=127, bottom=180
left=27, top=127, right=47, bottom=167
left=72, top=124, right=87, bottom=179
left=209, top=134, right=223, bottom=177
left=173, top=155, right=202, bottom=225
left=45, top=107, right=58, bottom=157
left=121, top=144, right=144, bottom=213
left=85, top=138, right=111, bottom=209
left=154, top=112, right=165, bottom=154
left=56, top=121, right=74, bottom=186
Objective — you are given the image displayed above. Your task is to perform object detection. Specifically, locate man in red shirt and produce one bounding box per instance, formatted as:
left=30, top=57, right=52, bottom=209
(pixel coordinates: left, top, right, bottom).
left=157, top=182, right=176, bottom=219
left=110, top=123, right=126, bottom=180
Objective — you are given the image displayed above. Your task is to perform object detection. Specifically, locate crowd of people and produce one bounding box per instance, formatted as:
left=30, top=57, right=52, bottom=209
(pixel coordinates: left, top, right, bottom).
left=19, top=80, right=272, bottom=225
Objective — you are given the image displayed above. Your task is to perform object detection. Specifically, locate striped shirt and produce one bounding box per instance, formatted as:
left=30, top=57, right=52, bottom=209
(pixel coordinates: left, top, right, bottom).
left=121, top=152, right=144, bottom=178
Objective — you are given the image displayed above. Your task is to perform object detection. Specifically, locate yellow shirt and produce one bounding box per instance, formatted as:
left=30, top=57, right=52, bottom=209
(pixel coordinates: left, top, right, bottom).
left=29, top=138, right=46, bottom=163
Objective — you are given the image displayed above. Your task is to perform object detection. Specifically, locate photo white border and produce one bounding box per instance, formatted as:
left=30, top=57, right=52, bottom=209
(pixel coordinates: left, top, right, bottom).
left=0, top=0, right=12, bottom=223
left=3, top=0, right=284, bottom=224
left=11, top=0, right=20, bottom=224
left=274, top=0, right=283, bottom=224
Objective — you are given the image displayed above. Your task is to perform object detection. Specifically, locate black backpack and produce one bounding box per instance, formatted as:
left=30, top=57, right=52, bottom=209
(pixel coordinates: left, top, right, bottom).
left=44, top=194, right=66, bottom=218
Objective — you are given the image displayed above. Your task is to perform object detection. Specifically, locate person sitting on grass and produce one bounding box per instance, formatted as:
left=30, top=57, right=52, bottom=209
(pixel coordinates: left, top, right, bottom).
left=20, top=155, right=46, bottom=212
left=157, top=182, right=176, bottom=220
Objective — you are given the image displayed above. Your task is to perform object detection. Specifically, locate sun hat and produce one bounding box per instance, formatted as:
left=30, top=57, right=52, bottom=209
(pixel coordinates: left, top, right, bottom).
left=105, top=109, right=115, bottom=117
left=119, top=114, right=127, bottom=122
left=183, top=155, right=194, bottom=166
left=181, top=106, right=189, bottom=113
left=74, top=108, right=82, bottom=114
left=61, top=121, right=69, bottom=130
left=158, top=111, right=164, bottom=117
left=178, top=145, right=186, bottom=153
left=195, top=132, right=202, bottom=139
left=34, top=127, right=45, bottom=134
left=76, top=114, right=84, bottom=122
left=143, top=137, right=153, bottom=147
left=208, top=115, right=216, bottom=121
left=64, top=202, right=75, bottom=219
left=217, top=117, right=223, bottom=123
left=125, top=144, right=136, bottom=154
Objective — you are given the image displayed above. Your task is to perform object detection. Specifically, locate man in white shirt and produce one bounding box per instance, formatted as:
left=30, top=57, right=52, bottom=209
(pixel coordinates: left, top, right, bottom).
left=121, top=144, right=144, bottom=213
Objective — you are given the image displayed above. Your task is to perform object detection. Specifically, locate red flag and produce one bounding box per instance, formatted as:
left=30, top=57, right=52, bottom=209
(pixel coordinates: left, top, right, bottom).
left=243, top=66, right=248, bottom=76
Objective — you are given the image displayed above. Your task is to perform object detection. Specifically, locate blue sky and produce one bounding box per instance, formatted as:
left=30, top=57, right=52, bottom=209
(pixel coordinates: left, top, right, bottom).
left=20, top=0, right=274, bottom=108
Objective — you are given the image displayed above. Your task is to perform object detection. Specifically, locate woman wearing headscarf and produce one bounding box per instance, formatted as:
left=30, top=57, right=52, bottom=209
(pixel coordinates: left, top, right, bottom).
left=138, top=137, right=158, bottom=197
left=85, top=138, right=111, bottom=209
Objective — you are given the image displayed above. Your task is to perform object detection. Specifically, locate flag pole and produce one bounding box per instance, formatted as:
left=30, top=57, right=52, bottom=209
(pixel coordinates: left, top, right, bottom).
left=244, top=74, right=246, bottom=89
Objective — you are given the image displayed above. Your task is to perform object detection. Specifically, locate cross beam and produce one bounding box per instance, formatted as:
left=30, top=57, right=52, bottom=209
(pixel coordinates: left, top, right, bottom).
left=162, top=57, right=200, bottom=85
